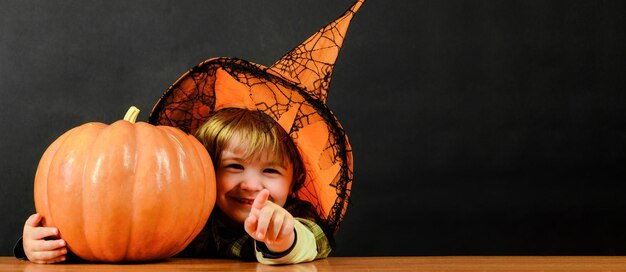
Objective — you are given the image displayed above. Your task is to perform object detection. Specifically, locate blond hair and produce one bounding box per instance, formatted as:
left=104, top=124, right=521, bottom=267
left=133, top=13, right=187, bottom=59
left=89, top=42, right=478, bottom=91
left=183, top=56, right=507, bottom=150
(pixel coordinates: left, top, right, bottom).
left=195, top=108, right=305, bottom=193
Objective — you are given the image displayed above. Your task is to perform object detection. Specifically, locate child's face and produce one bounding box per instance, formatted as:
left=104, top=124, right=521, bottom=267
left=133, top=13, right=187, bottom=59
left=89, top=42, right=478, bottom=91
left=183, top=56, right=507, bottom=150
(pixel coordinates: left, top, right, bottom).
left=215, top=141, right=294, bottom=225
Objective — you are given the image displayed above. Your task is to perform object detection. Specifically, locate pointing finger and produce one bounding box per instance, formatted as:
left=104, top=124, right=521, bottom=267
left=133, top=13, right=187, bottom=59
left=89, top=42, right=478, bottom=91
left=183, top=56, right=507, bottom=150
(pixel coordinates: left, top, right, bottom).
left=252, top=189, right=270, bottom=211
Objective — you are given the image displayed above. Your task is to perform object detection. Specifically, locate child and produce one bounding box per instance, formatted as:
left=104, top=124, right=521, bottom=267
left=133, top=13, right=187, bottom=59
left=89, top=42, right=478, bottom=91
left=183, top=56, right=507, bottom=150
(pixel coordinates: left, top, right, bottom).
left=19, top=108, right=331, bottom=264
left=178, top=108, right=332, bottom=263
left=17, top=0, right=362, bottom=264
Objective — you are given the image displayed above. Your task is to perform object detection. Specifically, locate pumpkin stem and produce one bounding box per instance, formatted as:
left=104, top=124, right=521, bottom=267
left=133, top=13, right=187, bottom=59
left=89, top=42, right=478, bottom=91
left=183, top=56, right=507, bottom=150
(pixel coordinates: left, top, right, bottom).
left=123, top=106, right=140, bottom=124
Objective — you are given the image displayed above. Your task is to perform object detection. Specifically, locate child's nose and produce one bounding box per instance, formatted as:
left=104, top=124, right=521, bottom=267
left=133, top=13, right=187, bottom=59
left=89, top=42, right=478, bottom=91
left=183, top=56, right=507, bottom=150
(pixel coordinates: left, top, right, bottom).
left=240, top=173, right=263, bottom=191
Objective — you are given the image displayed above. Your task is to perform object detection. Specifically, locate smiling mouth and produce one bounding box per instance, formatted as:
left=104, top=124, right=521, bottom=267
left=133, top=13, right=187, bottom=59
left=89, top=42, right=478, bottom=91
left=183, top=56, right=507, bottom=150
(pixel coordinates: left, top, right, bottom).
left=231, top=197, right=254, bottom=205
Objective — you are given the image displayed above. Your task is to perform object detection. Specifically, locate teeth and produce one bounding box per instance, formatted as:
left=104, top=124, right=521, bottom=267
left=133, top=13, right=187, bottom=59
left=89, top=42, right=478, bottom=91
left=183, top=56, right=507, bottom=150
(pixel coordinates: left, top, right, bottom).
left=235, top=198, right=253, bottom=204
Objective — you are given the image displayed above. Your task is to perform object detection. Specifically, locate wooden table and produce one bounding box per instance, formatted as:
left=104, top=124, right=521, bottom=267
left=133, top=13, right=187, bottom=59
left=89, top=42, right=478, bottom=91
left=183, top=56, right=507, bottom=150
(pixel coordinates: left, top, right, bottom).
left=2, top=256, right=626, bottom=271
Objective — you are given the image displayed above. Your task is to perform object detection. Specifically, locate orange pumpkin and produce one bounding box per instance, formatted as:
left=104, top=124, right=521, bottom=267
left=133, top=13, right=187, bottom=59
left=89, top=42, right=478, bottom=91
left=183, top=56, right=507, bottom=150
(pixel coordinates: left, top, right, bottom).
left=34, top=106, right=215, bottom=262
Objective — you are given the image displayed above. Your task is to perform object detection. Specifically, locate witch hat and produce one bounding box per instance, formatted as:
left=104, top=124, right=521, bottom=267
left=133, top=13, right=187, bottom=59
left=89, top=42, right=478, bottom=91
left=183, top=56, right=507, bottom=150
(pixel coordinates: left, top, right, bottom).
left=149, top=0, right=364, bottom=234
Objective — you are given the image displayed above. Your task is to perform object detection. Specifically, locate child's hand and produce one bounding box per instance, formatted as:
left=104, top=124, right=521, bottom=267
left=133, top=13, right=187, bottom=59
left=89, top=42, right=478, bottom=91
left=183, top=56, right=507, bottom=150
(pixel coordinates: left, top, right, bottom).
left=22, top=213, right=68, bottom=264
left=244, top=189, right=296, bottom=253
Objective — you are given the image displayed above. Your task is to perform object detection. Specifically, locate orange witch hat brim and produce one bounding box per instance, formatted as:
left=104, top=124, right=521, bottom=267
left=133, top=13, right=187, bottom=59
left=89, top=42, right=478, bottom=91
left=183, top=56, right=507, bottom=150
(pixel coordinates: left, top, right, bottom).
left=149, top=0, right=363, bottom=234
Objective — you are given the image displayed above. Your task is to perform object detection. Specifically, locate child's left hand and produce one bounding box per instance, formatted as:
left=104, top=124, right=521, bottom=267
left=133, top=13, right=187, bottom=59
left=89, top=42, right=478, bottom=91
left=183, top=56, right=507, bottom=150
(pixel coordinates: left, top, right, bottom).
left=244, top=189, right=296, bottom=253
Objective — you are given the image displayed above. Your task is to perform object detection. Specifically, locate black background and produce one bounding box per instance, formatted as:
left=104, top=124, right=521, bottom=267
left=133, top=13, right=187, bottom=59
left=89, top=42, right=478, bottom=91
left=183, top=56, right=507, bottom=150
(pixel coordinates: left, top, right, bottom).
left=2, top=0, right=626, bottom=257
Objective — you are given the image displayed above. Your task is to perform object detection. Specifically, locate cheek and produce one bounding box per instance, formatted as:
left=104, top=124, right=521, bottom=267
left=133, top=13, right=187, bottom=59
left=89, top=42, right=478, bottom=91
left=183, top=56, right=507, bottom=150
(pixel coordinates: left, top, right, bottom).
left=215, top=177, right=233, bottom=212
left=266, top=181, right=291, bottom=206
left=216, top=174, right=235, bottom=197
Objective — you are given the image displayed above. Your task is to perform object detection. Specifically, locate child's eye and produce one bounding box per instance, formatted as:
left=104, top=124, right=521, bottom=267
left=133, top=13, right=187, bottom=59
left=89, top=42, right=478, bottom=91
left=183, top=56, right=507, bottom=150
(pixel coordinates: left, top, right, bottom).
left=263, top=168, right=281, bottom=175
left=225, top=164, right=244, bottom=170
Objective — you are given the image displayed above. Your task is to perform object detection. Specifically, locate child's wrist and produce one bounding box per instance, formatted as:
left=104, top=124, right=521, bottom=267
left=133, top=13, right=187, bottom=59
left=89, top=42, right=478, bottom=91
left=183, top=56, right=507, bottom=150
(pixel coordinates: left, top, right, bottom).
left=265, top=231, right=295, bottom=253
left=256, top=229, right=298, bottom=259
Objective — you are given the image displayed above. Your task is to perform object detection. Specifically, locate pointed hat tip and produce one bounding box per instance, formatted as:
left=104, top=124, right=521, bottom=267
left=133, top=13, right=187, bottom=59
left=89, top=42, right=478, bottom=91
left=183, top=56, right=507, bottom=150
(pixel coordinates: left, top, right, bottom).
left=350, top=0, right=365, bottom=14
left=269, top=0, right=365, bottom=102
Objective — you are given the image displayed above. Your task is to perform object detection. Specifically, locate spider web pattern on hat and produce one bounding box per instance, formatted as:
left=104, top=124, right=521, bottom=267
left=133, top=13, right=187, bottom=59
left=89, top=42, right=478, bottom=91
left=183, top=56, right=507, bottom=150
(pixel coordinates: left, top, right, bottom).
left=149, top=0, right=363, bottom=235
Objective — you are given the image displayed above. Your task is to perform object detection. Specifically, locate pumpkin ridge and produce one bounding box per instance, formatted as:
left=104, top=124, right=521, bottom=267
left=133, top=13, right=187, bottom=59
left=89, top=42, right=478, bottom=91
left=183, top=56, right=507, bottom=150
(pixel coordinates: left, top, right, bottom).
left=182, top=131, right=211, bottom=255
left=79, top=124, right=103, bottom=260
left=72, top=124, right=106, bottom=260
left=92, top=120, right=135, bottom=262
left=161, top=127, right=190, bottom=258
left=128, top=121, right=161, bottom=260
left=164, top=126, right=214, bottom=257
left=34, top=127, right=75, bottom=229
left=170, top=122, right=215, bottom=259
left=123, top=121, right=139, bottom=261
left=59, top=123, right=105, bottom=260
left=153, top=124, right=173, bottom=259
left=147, top=123, right=181, bottom=259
